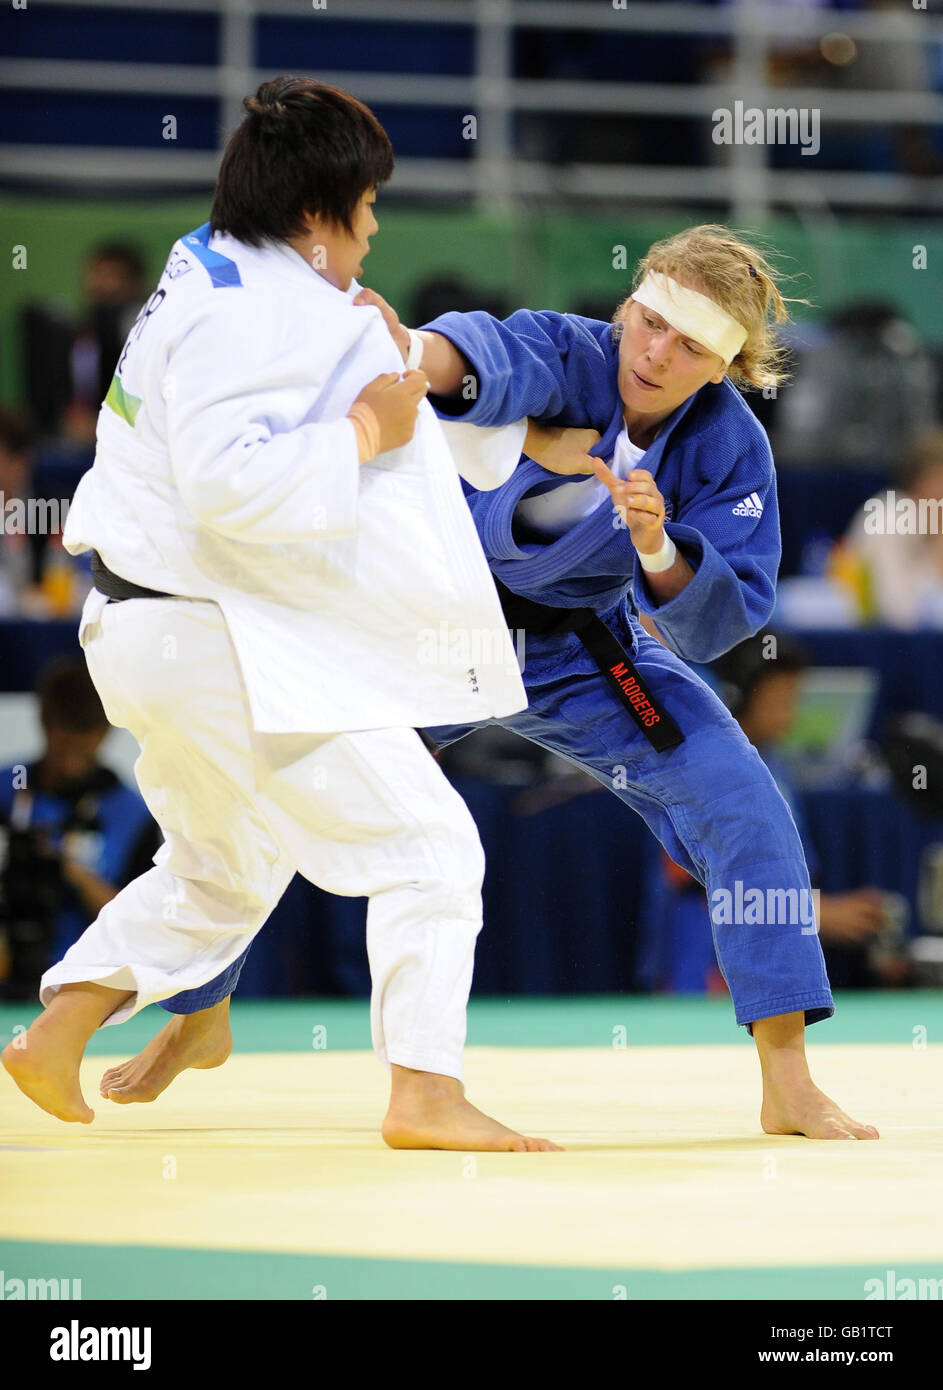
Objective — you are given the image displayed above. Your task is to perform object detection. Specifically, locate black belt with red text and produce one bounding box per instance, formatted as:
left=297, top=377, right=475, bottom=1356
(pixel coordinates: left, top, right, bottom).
left=494, top=578, right=684, bottom=754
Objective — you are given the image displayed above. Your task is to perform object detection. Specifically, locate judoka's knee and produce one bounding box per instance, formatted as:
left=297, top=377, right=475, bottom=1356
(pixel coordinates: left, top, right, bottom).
left=444, top=813, right=486, bottom=896
left=412, top=814, right=485, bottom=923
left=149, top=857, right=287, bottom=938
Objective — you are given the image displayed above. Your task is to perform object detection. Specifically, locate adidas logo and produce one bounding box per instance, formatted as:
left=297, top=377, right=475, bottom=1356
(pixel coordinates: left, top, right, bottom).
left=732, top=492, right=763, bottom=518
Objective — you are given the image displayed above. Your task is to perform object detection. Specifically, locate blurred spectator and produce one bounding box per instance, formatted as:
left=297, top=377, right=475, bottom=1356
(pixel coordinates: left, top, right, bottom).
left=834, top=0, right=943, bottom=178
left=572, top=295, right=619, bottom=323
left=0, top=656, right=161, bottom=1000
left=410, top=275, right=509, bottom=326
left=703, top=0, right=943, bottom=176
left=653, top=632, right=909, bottom=994
left=0, top=406, right=39, bottom=617
left=772, top=301, right=937, bottom=467
left=832, top=427, right=943, bottom=626
left=21, top=241, right=148, bottom=445
left=0, top=405, right=92, bottom=620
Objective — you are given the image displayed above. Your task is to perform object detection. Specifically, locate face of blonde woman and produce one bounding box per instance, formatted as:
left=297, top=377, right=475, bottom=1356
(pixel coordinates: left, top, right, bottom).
left=617, top=295, right=728, bottom=423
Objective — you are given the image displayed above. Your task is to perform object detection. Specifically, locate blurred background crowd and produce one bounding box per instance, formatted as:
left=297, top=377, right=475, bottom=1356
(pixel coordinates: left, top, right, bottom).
left=2, top=0, right=943, bottom=1007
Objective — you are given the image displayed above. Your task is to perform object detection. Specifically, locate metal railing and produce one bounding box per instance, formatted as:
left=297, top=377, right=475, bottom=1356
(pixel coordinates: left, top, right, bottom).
left=2, top=0, right=942, bottom=218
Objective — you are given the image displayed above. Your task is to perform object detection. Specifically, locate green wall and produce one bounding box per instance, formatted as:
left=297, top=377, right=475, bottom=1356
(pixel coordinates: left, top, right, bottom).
left=3, top=193, right=942, bottom=407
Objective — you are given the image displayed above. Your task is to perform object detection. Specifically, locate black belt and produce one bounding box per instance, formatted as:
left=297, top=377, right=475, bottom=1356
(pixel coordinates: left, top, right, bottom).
left=494, top=578, right=684, bottom=754
left=91, top=551, right=177, bottom=602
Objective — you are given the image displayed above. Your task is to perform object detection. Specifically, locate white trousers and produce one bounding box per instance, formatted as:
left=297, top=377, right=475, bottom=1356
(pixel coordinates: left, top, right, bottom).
left=40, top=597, right=486, bottom=1081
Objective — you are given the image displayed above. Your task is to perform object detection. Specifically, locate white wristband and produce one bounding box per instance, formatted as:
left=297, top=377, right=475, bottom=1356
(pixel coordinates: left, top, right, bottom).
left=637, top=532, right=677, bottom=574
left=403, top=327, right=424, bottom=371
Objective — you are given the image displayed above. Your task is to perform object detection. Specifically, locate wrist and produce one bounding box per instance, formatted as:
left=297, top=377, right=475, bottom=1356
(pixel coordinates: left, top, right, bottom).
left=524, top=420, right=560, bottom=464
left=636, top=530, right=677, bottom=574
left=348, top=402, right=382, bottom=463
left=402, top=327, right=424, bottom=371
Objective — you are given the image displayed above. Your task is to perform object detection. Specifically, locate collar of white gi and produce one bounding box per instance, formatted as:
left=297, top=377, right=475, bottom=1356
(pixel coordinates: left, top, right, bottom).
left=631, top=271, right=748, bottom=365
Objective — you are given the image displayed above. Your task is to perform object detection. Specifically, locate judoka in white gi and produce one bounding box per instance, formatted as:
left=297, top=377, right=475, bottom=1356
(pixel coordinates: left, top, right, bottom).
left=2, top=78, right=561, bottom=1152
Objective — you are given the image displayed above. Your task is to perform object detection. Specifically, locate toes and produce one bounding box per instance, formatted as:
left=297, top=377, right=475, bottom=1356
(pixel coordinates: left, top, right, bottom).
left=508, top=1137, right=528, bottom=1152
left=830, top=1113, right=880, bottom=1140
left=852, top=1123, right=880, bottom=1140
left=817, top=1117, right=857, bottom=1139
left=104, top=1087, right=135, bottom=1105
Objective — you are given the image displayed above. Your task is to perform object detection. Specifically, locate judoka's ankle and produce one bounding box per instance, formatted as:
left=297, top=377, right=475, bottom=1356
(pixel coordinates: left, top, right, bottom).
left=39, top=982, right=133, bottom=1041
left=389, top=1064, right=463, bottom=1101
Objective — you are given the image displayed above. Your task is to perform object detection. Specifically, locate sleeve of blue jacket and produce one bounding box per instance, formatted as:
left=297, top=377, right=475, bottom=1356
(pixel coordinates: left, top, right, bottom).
left=639, top=430, right=780, bottom=664
left=421, top=308, right=611, bottom=425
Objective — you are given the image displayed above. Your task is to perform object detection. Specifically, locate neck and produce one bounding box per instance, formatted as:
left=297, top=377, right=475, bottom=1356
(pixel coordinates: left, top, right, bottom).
left=623, top=406, right=670, bottom=451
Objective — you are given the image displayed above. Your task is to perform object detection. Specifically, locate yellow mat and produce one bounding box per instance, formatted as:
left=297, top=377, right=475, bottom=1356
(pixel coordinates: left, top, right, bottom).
left=2, top=1043, right=941, bottom=1273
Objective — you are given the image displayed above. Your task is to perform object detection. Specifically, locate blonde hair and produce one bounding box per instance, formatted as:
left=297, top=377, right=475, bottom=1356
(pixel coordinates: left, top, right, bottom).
left=615, top=224, right=805, bottom=391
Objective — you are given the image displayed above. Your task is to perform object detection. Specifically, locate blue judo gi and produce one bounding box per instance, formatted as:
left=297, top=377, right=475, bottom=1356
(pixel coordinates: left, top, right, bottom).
left=418, top=308, right=833, bottom=1030
left=169, top=309, right=833, bottom=1029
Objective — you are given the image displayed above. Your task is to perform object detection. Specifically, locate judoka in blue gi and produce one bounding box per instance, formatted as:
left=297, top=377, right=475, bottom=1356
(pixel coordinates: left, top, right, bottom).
left=373, top=224, right=877, bottom=1141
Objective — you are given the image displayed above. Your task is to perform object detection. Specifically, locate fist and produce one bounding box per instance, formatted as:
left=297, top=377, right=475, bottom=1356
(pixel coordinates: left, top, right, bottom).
left=353, top=370, right=429, bottom=454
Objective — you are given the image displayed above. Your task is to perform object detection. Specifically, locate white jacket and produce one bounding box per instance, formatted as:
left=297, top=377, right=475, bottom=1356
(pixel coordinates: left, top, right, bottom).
left=64, top=224, right=527, bottom=733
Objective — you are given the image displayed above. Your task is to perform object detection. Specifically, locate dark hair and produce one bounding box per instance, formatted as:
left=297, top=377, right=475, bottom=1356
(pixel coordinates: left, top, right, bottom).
left=0, top=404, right=32, bottom=456
left=210, top=77, right=394, bottom=247
left=87, top=242, right=148, bottom=284
left=900, top=427, right=943, bottom=493
left=37, top=657, right=107, bottom=732
left=715, top=631, right=808, bottom=715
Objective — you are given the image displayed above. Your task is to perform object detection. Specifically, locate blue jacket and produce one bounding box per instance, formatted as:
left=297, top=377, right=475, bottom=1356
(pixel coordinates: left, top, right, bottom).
left=422, top=309, right=781, bottom=664
left=0, top=762, right=160, bottom=958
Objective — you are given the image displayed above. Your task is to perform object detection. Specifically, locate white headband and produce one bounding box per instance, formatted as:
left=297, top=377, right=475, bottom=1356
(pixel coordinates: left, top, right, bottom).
left=631, top=270, right=748, bottom=365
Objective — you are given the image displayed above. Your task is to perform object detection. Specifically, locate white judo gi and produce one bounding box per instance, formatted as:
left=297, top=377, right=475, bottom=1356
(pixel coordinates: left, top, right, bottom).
left=42, top=223, right=527, bottom=1081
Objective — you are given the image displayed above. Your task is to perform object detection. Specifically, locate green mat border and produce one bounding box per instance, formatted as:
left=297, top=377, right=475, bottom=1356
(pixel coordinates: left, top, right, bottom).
left=2, top=1240, right=941, bottom=1300
left=1, top=992, right=939, bottom=1057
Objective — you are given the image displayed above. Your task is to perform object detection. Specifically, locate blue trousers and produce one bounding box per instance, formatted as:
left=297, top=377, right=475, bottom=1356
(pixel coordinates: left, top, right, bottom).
left=164, top=600, right=833, bottom=1028
left=430, top=603, right=834, bottom=1030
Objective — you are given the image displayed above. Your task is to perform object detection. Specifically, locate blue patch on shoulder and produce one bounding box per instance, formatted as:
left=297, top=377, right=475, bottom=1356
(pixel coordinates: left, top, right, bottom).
left=181, top=221, right=242, bottom=289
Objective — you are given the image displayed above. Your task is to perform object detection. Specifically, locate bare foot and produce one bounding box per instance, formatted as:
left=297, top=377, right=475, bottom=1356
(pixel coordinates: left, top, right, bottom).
left=2, top=1026, right=94, bottom=1124
left=761, top=1079, right=879, bottom=1140
left=100, top=999, right=232, bottom=1105
left=383, top=1067, right=563, bottom=1151
left=752, top=1011, right=878, bottom=1140
left=1, top=981, right=130, bottom=1123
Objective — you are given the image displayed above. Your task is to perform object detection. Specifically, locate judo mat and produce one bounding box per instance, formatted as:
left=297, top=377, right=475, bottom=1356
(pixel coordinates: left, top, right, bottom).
left=1, top=993, right=942, bottom=1300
